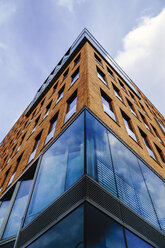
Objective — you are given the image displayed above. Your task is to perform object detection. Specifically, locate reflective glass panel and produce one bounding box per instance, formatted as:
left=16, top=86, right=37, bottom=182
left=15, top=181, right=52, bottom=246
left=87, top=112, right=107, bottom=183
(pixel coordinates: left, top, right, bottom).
left=86, top=111, right=117, bottom=196
left=126, top=229, right=153, bottom=248
left=25, top=113, right=84, bottom=225
left=139, top=160, right=165, bottom=232
left=3, top=180, right=32, bottom=239
left=86, top=204, right=126, bottom=248
left=108, top=133, right=159, bottom=229
left=0, top=201, right=10, bottom=229
left=27, top=205, right=84, bottom=248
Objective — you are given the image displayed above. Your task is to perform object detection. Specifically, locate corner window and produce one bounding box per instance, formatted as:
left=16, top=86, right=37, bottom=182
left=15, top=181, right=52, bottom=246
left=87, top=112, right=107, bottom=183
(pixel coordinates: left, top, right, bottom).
left=122, top=111, right=138, bottom=142
left=94, top=53, right=102, bottom=66
left=64, top=93, right=77, bottom=123
left=140, top=129, right=157, bottom=160
left=70, top=68, right=79, bottom=87
left=101, top=92, right=116, bottom=122
left=107, top=67, right=115, bottom=80
left=56, top=86, right=64, bottom=104
left=97, top=67, right=107, bottom=85
left=74, top=53, right=80, bottom=67
left=45, top=114, right=58, bottom=145
left=28, top=132, right=42, bottom=164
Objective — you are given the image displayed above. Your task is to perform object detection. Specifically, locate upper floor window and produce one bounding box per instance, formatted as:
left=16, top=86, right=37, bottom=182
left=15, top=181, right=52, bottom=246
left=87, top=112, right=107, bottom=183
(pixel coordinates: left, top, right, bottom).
left=129, top=91, right=137, bottom=104
left=49, top=82, right=58, bottom=98
left=38, top=99, right=45, bottom=113
left=0, top=169, right=9, bottom=191
left=56, top=86, right=65, bottom=104
left=31, top=116, right=40, bottom=135
left=94, top=53, right=102, bottom=66
left=155, top=145, right=165, bottom=164
left=151, top=124, right=163, bottom=144
left=45, top=114, right=58, bottom=145
left=64, top=93, right=77, bottom=123
left=122, top=111, right=138, bottom=142
left=140, top=113, right=151, bottom=132
left=140, top=129, right=156, bottom=160
left=62, top=68, right=69, bottom=82
left=8, top=154, right=23, bottom=186
left=118, top=79, right=127, bottom=93
left=126, top=99, right=137, bottom=118
left=97, top=67, right=107, bottom=86
left=113, top=84, right=123, bottom=102
left=71, top=68, right=79, bottom=87
left=74, top=54, right=80, bottom=67
left=28, top=132, right=42, bottom=164
left=107, top=67, right=115, bottom=80
left=101, top=92, right=116, bottom=122
left=43, top=102, right=52, bottom=120
left=17, top=132, right=26, bottom=152
left=140, top=102, right=148, bottom=116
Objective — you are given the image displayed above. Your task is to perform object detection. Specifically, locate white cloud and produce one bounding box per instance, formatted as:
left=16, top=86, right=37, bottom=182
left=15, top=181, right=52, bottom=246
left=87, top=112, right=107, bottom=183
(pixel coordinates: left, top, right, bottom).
left=115, top=8, right=165, bottom=116
left=57, top=0, right=86, bottom=12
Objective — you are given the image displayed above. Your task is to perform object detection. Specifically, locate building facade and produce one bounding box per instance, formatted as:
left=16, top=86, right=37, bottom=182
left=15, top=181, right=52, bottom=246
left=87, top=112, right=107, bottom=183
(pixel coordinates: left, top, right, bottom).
left=0, top=29, right=165, bottom=247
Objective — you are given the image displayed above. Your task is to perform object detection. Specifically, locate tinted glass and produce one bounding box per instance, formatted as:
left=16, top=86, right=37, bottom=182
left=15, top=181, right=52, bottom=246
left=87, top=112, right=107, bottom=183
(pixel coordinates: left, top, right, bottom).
left=86, top=111, right=117, bottom=196
left=0, top=201, right=10, bottom=229
left=86, top=204, right=126, bottom=248
left=139, top=160, right=165, bottom=232
left=3, top=180, right=32, bottom=239
left=126, top=229, right=153, bottom=248
left=27, top=205, right=84, bottom=248
left=25, top=113, right=84, bottom=225
left=108, top=133, right=159, bottom=229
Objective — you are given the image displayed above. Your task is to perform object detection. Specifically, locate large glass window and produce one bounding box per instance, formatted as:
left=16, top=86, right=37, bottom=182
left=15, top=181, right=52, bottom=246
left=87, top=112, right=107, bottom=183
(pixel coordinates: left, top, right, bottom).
left=27, top=205, right=84, bottom=248
left=125, top=229, right=153, bottom=248
left=25, top=112, right=84, bottom=225
left=2, top=180, right=32, bottom=239
left=0, top=201, right=10, bottom=229
left=86, top=111, right=117, bottom=196
left=86, top=204, right=126, bottom=248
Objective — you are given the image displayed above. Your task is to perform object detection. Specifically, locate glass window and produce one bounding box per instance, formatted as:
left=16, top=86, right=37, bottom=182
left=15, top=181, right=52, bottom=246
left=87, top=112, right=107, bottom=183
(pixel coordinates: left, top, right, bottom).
left=8, top=154, right=23, bottom=187
left=86, top=111, right=117, bottom=196
left=64, top=93, right=77, bottom=123
left=108, top=132, right=160, bottom=229
left=2, top=180, right=32, bottom=239
left=140, top=129, right=156, bottom=160
left=45, top=114, right=58, bottom=145
left=27, top=205, right=84, bottom=248
left=129, top=91, right=137, bottom=104
left=122, top=111, right=138, bottom=142
left=119, top=79, right=127, bottom=92
left=113, top=84, right=123, bottom=102
left=62, top=68, right=69, bottom=82
left=28, top=132, right=42, bottom=164
left=43, top=102, right=52, bottom=120
left=127, top=98, right=137, bottom=117
left=139, top=160, right=165, bottom=232
left=70, top=68, right=79, bottom=87
left=25, top=112, right=84, bottom=225
left=101, top=93, right=116, bottom=122
left=86, top=204, right=126, bottom=248
left=126, top=229, right=153, bottom=248
left=56, top=87, right=64, bottom=104
left=74, top=53, right=80, bottom=67
left=94, top=53, right=102, bottom=66
left=97, top=67, right=107, bottom=85
left=107, top=67, right=115, bottom=80
left=0, top=201, right=10, bottom=229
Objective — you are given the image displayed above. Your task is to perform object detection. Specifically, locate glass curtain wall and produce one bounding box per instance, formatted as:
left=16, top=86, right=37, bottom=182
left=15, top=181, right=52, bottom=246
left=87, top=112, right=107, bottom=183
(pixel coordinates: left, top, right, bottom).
left=86, top=111, right=164, bottom=232
left=27, top=203, right=153, bottom=248
left=25, top=112, right=84, bottom=225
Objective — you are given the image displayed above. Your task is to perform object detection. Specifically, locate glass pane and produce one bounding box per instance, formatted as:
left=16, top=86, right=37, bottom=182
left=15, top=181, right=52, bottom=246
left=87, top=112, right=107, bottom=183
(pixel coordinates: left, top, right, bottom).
left=86, top=204, right=126, bottom=248
left=3, top=180, right=32, bottom=239
left=108, top=133, right=159, bottom=229
left=0, top=201, right=10, bottom=229
left=27, top=205, right=84, bottom=248
left=86, top=112, right=117, bottom=196
left=126, top=229, right=153, bottom=248
left=139, top=160, right=165, bottom=232
left=25, top=113, right=84, bottom=225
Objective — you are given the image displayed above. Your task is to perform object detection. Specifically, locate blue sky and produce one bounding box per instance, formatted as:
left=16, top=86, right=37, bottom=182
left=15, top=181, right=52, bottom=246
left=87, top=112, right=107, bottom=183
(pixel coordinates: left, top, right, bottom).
left=0, top=0, right=165, bottom=142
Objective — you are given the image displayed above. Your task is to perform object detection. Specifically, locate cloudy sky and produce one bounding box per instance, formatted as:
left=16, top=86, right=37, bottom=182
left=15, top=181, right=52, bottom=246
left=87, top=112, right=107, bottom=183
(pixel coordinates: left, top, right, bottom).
left=0, top=0, right=165, bottom=142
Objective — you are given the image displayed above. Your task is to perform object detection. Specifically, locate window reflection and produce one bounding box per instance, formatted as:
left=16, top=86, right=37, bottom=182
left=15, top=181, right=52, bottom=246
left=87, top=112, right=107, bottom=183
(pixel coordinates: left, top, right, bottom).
left=0, top=201, right=10, bottom=229
left=25, top=113, right=84, bottom=225
left=27, top=205, right=84, bottom=248
left=125, top=229, right=153, bottom=248
left=2, top=180, right=32, bottom=239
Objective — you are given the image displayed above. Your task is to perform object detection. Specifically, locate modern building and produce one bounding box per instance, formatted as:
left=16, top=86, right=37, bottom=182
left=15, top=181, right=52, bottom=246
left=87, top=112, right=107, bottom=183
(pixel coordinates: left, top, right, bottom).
left=0, top=28, right=165, bottom=248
